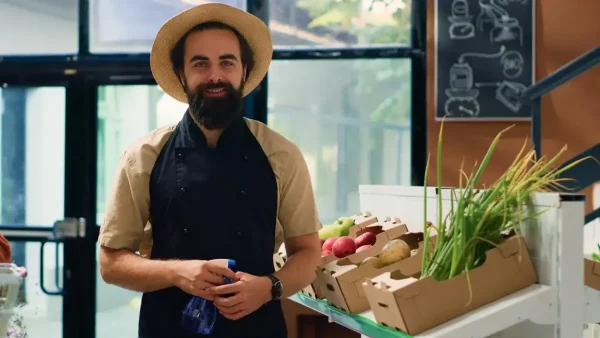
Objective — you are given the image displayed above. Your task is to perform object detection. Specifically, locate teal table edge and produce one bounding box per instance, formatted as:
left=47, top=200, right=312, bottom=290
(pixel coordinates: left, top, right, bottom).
left=288, top=293, right=413, bottom=338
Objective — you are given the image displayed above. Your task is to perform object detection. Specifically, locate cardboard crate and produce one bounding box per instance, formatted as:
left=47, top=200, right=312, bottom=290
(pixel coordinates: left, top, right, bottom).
left=585, top=258, right=600, bottom=291
left=362, top=235, right=538, bottom=336
left=318, top=231, right=423, bottom=314
left=273, top=211, right=380, bottom=299
left=350, top=211, right=379, bottom=229
left=311, top=217, right=408, bottom=300
left=348, top=215, right=404, bottom=238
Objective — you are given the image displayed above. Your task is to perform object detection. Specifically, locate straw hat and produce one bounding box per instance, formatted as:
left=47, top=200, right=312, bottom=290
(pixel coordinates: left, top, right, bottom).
left=150, top=3, right=273, bottom=103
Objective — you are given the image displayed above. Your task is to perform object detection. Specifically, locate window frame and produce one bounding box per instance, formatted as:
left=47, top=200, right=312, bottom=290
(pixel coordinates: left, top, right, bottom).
left=0, top=1, right=427, bottom=337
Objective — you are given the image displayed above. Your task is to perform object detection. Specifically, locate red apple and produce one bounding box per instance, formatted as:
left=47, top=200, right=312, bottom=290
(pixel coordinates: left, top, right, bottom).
left=356, top=244, right=372, bottom=252
left=332, top=236, right=356, bottom=258
left=322, top=250, right=332, bottom=256
left=354, top=232, right=377, bottom=248
left=322, top=237, right=339, bottom=252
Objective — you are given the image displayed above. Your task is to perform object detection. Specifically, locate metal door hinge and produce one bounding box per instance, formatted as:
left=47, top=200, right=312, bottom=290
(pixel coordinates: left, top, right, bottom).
left=52, top=218, right=86, bottom=239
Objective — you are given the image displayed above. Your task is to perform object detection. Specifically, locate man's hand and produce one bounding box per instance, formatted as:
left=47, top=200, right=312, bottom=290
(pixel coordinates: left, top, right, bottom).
left=208, top=271, right=272, bottom=320
left=171, top=260, right=237, bottom=300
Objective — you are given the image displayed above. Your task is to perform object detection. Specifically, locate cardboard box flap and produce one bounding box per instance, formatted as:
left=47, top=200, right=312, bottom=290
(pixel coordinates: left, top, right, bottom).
left=496, top=235, right=521, bottom=258
left=370, top=242, right=422, bottom=276
left=386, top=232, right=424, bottom=249
left=319, top=254, right=337, bottom=266
left=351, top=224, right=385, bottom=238
left=592, top=259, right=600, bottom=276
left=321, top=259, right=358, bottom=276
left=352, top=211, right=378, bottom=227
left=584, top=258, right=600, bottom=291
left=349, top=216, right=408, bottom=239
left=375, top=276, right=419, bottom=292
left=348, top=240, right=424, bottom=284
left=336, top=239, right=427, bottom=304
left=362, top=280, right=410, bottom=333
left=379, top=217, right=408, bottom=238
left=392, top=235, right=536, bottom=301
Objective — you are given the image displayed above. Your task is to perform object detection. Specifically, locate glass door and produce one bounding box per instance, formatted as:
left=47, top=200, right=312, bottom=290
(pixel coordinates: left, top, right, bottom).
left=95, top=82, right=186, bottom=337
left=0, top=84, right=66, bottom=337
left=0, top=81, right=94, bottom=338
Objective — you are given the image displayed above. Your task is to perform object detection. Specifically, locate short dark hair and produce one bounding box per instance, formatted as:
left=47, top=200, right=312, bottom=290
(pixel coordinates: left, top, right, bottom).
left=170, top=21, right=255, bottom=81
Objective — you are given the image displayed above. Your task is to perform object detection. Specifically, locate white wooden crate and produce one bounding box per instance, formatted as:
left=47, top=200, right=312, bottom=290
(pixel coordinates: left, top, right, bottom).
left=358, top=185, right=587, bottom=338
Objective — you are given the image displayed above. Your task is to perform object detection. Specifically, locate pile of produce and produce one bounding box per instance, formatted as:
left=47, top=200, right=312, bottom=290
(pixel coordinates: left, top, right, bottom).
left=322, top=232, right=377, bottom=258
left=591, top=244, right=600, bottom=263
left=319, top=217, right=356, bottom=240
left=420, top=121, right=590, bottom=299
left=359, top=239, right=414, bottom=268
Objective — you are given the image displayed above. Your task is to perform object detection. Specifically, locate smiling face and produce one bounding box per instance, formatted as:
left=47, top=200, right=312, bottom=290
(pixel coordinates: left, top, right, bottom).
left=178, top=27, right=247, bottom=130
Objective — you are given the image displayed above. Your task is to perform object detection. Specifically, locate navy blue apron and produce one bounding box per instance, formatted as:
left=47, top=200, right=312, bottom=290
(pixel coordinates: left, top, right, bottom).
left=138, top=113, right=287, bottom=338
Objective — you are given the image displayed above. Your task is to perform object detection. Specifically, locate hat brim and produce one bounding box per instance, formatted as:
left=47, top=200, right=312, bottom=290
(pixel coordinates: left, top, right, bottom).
left=150, top=3, right=273, bottom=103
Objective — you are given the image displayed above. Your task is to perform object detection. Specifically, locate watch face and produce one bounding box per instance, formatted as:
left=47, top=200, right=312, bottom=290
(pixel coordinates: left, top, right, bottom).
left=273, top=280, right=283, bottom=298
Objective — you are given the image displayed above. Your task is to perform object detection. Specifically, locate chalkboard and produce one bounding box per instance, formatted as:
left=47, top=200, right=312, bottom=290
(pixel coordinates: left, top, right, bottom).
left=435, top=0, right=535, bottom=121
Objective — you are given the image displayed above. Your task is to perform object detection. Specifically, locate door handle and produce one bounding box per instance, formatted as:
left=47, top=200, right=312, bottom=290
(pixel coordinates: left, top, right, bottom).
left=39, top=218, right=86, bottom=296
left=40, top=240, right=63, bottom=296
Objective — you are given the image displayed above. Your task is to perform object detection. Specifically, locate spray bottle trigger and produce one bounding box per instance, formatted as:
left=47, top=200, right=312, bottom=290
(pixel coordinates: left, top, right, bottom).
left=224, top=259, right=236, bottom=284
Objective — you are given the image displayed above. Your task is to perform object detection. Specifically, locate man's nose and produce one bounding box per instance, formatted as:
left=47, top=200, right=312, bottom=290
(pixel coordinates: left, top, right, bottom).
left=207, top=71, right=224, bottom=84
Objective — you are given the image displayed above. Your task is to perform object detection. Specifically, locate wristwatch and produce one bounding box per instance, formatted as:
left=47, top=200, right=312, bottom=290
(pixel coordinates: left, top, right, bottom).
left=267, top=274, right=283, bottom=301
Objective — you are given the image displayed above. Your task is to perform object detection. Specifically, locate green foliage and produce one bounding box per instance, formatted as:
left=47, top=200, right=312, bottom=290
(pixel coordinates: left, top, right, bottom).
left=593, top=244, right=600, bottom=263
left=296, top=0, right=413, bottom=124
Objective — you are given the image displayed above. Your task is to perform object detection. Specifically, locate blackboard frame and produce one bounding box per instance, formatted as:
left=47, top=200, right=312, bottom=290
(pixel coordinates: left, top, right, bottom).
left=434, top=0, right=536, bottom=122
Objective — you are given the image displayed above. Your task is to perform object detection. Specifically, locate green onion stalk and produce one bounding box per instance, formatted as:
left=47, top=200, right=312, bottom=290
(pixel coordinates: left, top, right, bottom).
left=421, top=120, right=593, bottom=302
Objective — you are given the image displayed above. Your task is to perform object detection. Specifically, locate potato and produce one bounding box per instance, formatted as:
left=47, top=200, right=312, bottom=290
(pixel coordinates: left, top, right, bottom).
left=360, top=256, right=383, bottom=268
left=379, top=239, right=411, bottom=266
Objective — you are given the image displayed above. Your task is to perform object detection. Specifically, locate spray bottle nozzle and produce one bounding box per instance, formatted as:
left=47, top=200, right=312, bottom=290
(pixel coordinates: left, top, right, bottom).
left=181, top=259, right=237, bottom=335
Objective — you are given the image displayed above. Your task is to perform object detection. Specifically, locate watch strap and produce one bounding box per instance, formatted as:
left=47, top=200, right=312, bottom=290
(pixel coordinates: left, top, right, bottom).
left=267, top=274, right=283, bottom=300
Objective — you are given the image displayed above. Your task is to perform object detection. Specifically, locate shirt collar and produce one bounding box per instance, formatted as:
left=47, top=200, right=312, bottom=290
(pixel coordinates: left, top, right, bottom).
left=176, top=110, right=245, bottom=150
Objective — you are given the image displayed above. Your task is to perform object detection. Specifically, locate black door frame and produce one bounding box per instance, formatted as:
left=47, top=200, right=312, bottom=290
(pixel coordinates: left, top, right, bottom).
left=0, top=74, right=97, bottom=338
left=0, top=1, right=427, bottom=337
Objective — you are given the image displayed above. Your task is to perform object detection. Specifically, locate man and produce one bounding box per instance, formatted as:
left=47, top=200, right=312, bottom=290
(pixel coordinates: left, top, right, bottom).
left=98, top=4, right=321, bottom=338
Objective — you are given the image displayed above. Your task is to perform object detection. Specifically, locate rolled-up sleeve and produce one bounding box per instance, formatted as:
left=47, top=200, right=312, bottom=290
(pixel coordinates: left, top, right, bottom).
left=278, top=144, right=321, bottom=238
left=98, top=151, right=150, bottom=253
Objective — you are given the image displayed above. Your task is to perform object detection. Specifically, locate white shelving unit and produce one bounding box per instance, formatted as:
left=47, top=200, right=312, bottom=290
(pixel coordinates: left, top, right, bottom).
left=354, top=185, right=589, bottom=338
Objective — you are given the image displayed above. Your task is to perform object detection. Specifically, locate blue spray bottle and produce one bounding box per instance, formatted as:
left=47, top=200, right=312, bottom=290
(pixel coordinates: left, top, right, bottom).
left=181, top=259, right=236, bottom=335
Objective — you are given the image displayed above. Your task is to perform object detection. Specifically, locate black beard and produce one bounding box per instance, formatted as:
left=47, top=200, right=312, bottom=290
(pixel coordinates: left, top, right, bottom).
left=186, top=81, right=244, bottom=130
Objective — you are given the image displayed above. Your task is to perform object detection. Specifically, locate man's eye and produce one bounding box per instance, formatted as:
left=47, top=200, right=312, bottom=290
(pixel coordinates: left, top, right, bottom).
left=221, top=61, right=234, bottom=67
left=194, top=62, right=207, bottom=67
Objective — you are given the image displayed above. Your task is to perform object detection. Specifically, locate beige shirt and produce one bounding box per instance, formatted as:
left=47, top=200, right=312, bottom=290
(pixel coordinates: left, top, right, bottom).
left=98, top=118, right=321, bottom=258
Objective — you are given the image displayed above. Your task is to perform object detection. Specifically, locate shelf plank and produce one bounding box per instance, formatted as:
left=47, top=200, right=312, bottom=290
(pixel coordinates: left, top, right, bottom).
left=288, top=293, right=412, bottom=338
left=415, top=284, right=556, bottom=338
left=585, top=286, right=600, bottom=323
left=289, top=284, right=555, bottom=338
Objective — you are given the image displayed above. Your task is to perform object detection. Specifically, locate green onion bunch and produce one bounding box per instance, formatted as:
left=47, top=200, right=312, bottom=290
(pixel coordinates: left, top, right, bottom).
left=420, top=121, right=590, bottom=294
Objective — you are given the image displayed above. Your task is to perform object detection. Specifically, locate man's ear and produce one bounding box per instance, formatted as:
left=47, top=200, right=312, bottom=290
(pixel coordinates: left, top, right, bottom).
left=177, top=69, right=186, bottom=87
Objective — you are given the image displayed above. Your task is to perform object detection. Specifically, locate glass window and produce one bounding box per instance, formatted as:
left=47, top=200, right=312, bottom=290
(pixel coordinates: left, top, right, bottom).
left=270, top=0, right=412, bottom=48
left=89, top=0, right=247, bottom=54
left=96, top=85, right=186, bottom=337
left=267, top=59, right=412, bottom=223
left=0, top=86, right=66, bottom=337
left=96, top=85, right=187, bottom=224
left=0, top=0, right=78, bottom=56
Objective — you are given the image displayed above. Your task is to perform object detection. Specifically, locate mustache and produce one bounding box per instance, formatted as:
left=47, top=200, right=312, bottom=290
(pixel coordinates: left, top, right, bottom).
left=194, top=82, right=235, bottom=94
